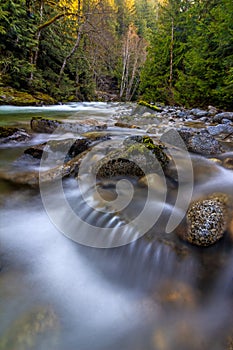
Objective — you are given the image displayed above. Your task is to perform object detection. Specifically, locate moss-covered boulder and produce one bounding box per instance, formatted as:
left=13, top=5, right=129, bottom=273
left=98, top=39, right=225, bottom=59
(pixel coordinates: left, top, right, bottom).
left=94, top=135, right=169, bottom=179
left=137, top=100, right=162, bottom=112
left=180, top=193, right=230, bottom=246
left=0, top=87, right=55, bottom=106
left=31, top=117, right=61, bottom=133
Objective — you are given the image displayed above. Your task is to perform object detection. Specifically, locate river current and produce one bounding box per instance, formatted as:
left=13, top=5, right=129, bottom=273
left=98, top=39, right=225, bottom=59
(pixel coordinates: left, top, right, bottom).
left=0, top=102, right=232, bottom=350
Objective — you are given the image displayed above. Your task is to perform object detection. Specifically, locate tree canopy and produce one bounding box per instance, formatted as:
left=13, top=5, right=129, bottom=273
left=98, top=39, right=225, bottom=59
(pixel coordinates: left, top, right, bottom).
left=0, top=0, right=232, bottom=108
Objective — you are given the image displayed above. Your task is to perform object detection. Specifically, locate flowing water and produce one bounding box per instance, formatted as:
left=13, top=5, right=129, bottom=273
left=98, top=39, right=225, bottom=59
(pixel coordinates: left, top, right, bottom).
left=0, top=102, right=233, bottom=350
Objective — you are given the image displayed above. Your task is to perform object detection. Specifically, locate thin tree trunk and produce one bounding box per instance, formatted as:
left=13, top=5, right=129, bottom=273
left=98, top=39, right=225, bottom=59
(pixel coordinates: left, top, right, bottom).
left=169, top=18, right=174, bottom=89
left=29, top=1, right=43, bottom=85
left=126, top=46, right=139, bottom=100
left=57, top=23, right=84, bottom=86
left=120, top=35, right=129, bottom=98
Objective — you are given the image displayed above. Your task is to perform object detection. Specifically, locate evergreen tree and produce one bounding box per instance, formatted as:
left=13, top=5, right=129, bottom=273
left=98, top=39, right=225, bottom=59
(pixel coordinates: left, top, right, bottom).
left=0, top=0, right=37, bottom=88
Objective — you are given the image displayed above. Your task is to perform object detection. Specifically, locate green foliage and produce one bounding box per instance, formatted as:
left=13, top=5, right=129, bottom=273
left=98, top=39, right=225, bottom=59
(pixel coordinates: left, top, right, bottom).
left=1, top=0, right=233, bottom=107
left=140, top=0, right=233, bottom=109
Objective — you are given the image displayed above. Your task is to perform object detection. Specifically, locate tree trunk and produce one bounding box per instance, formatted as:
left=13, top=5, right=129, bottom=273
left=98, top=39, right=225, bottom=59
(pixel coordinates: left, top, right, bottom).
left=169, top=17, right=174, bottom=89
left=29, top=0, right=43, bottom=85
left=57, top=23, right=84, bottom=86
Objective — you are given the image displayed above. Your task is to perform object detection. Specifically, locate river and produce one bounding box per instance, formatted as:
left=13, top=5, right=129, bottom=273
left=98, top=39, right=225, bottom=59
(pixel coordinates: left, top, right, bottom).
left=0, top=102, right=232, bottom=350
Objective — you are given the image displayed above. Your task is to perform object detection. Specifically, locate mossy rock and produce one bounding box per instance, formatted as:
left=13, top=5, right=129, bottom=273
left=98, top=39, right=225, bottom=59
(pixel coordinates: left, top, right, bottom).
left=94, top=135, right=169, bottom=179
left=0, top=87, right=55, bottom=106
left=31, top=117, right=62, bottom=133
left=0, top=126, right=19, bottom=138
left=137, top=100, right=162, bottom=112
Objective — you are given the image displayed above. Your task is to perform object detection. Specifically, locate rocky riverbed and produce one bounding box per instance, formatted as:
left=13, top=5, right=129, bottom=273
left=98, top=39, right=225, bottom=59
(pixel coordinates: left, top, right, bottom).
left=0, top=101, right=233, bottom=350
left=1, top=102, right=233, bottom=247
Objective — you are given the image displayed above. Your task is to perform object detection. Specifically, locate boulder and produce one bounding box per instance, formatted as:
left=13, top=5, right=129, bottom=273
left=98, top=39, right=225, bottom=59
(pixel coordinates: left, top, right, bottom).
left=0, top=126, right=30, bottom=143
left=180, top=193, right=230, bottom=246
left=94, top=135, right=170, bottom=179
left=31, top=117, right=61, bottom=133
left=31, top=117, right=107, bottom=134
left=190, top=108, right=208, bottom=118
left=213, top=112, right=233, bottom=123
left=0, top=149, right=90, bottom=187
left=207, top=124, right=233, bottom=136
left=24, top=143, right=47, bottom=159
left=178, top=128, right=223, bottom=155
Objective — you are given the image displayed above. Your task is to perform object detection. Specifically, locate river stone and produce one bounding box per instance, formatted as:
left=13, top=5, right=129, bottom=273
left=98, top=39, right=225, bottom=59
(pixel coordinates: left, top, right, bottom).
left=223, top=157, right=233, bottom=170
left=188, top=134, right=223, bottom=155
left=183, top=193, right=229, bottom=247
left=24, top=143, right=47, bottom=159
left=114, top=122, right=140, bottom=129
left=207, top=124, right=233, bottom=136
left=178, top=129, right=223, bottom=155
left=208, top=105, right=218, bottom=116
left=0, top=126, right=30, bottom=143
left=213, top=112, right=233, bottom=122
left=190, top=108, right=208, bottom=118
left=31, top=117, right=107, bottom=134
left=95, top=136, right=169, bottom=179
left=31, top=117, right=61, bottom=133
left=0, top=149, right=90, bottom=187
left=155, top=280, right=197, bottom=309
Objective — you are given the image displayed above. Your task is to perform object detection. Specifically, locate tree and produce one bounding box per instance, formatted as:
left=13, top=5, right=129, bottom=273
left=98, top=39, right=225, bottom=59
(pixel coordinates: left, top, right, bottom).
left=120, top=23, right=147, bottom=100
left=0, top=0, right=37, bottom=88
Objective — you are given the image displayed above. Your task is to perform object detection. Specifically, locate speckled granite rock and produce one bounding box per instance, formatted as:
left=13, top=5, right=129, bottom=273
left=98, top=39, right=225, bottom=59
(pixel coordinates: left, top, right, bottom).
left=178, top=128, right=223, bottom=155
left=181, top=193, right=230, bottom=246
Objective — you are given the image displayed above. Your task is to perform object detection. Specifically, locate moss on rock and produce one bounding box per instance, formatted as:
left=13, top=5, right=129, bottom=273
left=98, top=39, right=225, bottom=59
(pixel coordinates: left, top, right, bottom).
left=137, top=100, right=162, bottom=112
left=0, top=87, right=55, bottom=106
left=95, top=135, right=169, bottom=179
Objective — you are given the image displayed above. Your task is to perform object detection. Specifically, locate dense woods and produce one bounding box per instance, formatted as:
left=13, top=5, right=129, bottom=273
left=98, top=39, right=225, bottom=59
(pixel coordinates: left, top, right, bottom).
left=0, top=0, right=232, bottom=108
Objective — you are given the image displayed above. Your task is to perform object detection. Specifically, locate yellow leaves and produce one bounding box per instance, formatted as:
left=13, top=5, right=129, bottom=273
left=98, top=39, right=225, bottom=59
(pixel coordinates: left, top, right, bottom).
left=58, top=0, right=78, bottom=12
left=158, top=0, right=168, bottom=5
left=125, top=0, right=135, bottom=11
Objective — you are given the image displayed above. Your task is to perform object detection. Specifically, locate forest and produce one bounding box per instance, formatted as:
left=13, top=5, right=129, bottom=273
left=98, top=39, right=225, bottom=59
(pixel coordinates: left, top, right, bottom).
left=0, top=0, right=233, bottom=109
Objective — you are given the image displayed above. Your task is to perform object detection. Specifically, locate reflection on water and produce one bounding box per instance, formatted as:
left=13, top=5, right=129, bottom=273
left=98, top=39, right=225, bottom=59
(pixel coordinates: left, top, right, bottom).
left=0, top=103, right=233, bottom=349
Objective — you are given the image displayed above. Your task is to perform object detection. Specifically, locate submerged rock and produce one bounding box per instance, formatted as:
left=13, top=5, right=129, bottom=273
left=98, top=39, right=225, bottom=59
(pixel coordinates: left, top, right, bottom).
left=0, top=126, right=30, bottom=143
left=31, top=117, right=61, bottom=133
left=181, top=193, right=230, bottom=247
left=95, top=135, right=169, bottom=179
left=155, top=280, right=197, bottom=310
left=31, top=117, right=107, bottom=134
left=0, top=149, right=89, bottom=187
left=0, top=306, right=59, bottom=350
left=24, top=143, right=47, bottom=159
